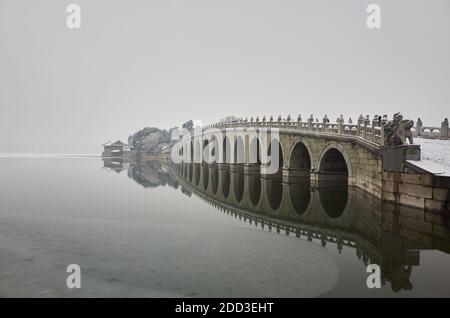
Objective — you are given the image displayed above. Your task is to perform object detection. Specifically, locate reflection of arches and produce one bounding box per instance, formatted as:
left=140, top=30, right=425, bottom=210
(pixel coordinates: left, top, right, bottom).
left=317, top=144, right=351, bottom=176
left=209, top=137, right=219, bottom=163
left=194, top=164, right=201, bottom=186
left=203, top=139, right=209, bottom=163
left=211, top=165, right=219, bottom=194
left=248, top=174, right=261, bottom=206
left=222, top=169, right=230, bottom=198
left=289, top=141, right=311, bottom=171
left=234, top=137, right=245, bottom=164
left=202, top=163, right=209, bottom=190
left=319, top=185, right=348, bottom=218
left=194, top=140, right=201, bottom=163
left=179, top=147, right=184, bottom=161
left=223, top=137, right=231, bottom=163
left=267, top=139, right=284, bottom=169
left=184, top=163, right=188, bottom=178
left=188, top=164, right=193, bottom=181
left=234, top=173, right=244, bottom=202
left=266, top=178, right=283, bottom=210
left=249, top=138, right=262, bottom=165
left=384, top=263, right=413, bottom=292
left=288, top=178, right=311, bottom=214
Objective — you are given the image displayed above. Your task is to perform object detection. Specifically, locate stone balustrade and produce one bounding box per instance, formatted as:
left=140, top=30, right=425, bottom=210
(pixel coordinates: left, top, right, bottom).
left=413, top=117, right=450, bottom=139
left=204, top=114, right=384, bottom=145
left=202, top=115, right=450, bottom=145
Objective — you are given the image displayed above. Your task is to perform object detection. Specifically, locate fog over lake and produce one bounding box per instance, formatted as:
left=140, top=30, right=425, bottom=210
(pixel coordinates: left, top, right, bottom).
left=1, top=0, right=450, bottom=153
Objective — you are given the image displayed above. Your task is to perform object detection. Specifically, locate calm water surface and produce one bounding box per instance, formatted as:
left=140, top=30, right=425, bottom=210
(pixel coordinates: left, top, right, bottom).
left=0, top=157, right=450, bottom=297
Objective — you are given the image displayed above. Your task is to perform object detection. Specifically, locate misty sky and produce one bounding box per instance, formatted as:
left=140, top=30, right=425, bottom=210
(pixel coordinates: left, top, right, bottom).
left=1, top=0, right=449, bottom=153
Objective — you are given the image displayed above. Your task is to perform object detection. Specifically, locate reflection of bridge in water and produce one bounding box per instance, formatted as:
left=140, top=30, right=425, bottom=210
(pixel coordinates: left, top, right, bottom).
left=103, top=158, right=450, bottom=292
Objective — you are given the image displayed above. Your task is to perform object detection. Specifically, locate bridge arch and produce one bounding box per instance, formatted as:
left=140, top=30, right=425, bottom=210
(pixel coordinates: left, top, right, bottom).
left=188, top=141, right=194, bottom=181
left=202, top=139, right=209, bottom=163
left=316, top=143, right=352, bottom=177
left=206, top=135, right=221, bottom=164
left=288, top=139, right=313, bottom=171
left=179, top=148, right=184, bottom=162
left=249, top=137, right=262, bottom=165
left=223, top=136, right=231, bottom=164
left=194, top=140, right=202, bottom=186
left=234, top=136, right=245, bottom=164
left=267, top=138, right=284, bottom=170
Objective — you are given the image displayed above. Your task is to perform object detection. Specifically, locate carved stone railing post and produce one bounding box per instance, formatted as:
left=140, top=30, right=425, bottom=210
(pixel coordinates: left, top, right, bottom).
left=308, top=115, right=314, bottom=130
left=416, top=117, right=423, bottom=136
left=297, top=114, right=302, bottom=130
left=380, top=115, right=387, bottom=128
left=337, top=115, right=344, bottom=134
left=441, top=118, right=449, bottom=138
left=364, top=115, right=370, bottom=139
left=357, top=115, right=364, bottom=137
left=371, top=115, right=378, bottom=142
left=322, top=115, right=328, bottom=132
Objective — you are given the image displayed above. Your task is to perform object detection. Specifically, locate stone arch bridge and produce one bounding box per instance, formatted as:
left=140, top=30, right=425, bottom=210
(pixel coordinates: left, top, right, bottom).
left=173, top=115, right=389, bottom=198
left=171, top=114, right=449, bottom=211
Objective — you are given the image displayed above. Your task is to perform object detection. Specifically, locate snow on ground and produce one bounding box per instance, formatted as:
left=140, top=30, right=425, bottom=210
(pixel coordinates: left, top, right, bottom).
left=414, top=138, right=450, bottom=176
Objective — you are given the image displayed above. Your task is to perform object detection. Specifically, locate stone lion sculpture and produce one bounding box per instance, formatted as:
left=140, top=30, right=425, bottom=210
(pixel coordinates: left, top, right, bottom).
left=383, top=113, right=414, bottom=146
